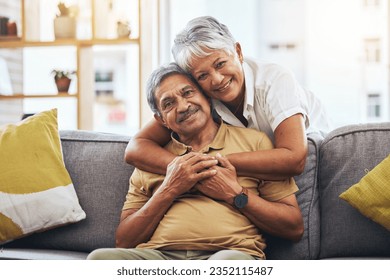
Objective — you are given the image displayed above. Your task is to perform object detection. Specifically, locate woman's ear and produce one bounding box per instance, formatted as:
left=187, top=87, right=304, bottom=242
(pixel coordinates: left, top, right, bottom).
left=154, top=113, right=170, bottom=130
left=235, top=42, right=243, bottom=63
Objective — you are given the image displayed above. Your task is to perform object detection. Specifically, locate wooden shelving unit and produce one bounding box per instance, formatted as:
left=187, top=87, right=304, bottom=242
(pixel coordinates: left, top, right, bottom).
left=0, top=0, right=141, bottom=130
left=0, top=93, right=78, bottom=99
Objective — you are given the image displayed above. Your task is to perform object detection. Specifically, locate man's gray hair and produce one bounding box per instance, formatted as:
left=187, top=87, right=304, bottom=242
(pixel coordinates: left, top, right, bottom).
left=147, top=63, right=198, bottom=116
left=172, top=16, right=237, bottom=72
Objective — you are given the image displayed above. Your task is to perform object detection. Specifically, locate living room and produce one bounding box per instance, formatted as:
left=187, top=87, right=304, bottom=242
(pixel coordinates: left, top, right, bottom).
left=1, top=0, right=389, bottom=133
left=1, top=0, right=389, bottom=279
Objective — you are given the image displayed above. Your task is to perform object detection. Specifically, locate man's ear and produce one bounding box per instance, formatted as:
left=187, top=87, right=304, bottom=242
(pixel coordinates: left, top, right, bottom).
left=154, top=113, right=169, bottom=130
left=235, top=42, right=243, bottom=63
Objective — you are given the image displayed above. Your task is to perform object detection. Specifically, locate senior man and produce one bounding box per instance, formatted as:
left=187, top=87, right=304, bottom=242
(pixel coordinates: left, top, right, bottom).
left=87, top=63, right=303, bottom=260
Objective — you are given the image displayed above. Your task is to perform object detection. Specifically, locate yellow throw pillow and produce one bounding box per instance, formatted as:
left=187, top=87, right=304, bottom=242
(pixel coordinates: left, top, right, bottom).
left=0, top=109, right=86, bottom=244
left=339, top=154, right=390, bottom=231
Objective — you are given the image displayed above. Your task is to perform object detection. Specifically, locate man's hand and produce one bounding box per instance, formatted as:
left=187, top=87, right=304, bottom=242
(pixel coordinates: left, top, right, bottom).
left=161, top=152, right=218, bottom=197
left=197, top=153, right=242, bottom=203
left=116, top=152, right=218, bottom=248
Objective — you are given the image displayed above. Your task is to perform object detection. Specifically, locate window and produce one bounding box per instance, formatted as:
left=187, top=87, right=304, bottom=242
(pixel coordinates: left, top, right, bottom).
left=364, top=38, right=381, bottom=63
left=367, top=93, right=381, bottom=118
left=363, top=0, right=380, bottom=7
left=269, top=43, right=296, bottom=51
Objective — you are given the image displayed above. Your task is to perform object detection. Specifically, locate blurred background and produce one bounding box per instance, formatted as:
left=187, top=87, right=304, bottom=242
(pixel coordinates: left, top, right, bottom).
left=1, top=0, right=389, bottom=135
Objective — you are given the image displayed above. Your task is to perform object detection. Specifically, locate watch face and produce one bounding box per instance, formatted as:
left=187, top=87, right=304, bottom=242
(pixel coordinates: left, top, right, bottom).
left=234, top=193, right=248, bottom=209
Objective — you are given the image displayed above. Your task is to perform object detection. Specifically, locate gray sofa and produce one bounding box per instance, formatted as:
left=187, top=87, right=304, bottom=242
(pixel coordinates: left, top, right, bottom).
left=1, top=123, right=390, bottom=260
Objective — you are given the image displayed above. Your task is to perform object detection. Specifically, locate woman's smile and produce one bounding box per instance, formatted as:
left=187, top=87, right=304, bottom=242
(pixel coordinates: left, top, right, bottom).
left=215, top=78, right=232, bottom=93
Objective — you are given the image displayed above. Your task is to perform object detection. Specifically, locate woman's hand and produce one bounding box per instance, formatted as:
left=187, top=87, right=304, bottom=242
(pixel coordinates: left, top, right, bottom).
left=197, top=153, right=242, bottom=203
left=161, top=152, right=219, bottom=197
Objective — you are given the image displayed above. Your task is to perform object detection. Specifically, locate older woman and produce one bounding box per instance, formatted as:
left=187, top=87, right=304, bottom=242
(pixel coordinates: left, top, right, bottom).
left=125, top=16, right=331, bottom=180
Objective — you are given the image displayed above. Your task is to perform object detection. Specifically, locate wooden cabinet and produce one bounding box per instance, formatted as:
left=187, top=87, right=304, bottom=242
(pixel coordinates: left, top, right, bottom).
left=0, top=0, right=140, bottom=132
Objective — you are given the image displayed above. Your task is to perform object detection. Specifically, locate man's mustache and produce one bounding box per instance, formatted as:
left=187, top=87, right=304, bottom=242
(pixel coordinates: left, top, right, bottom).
left=177, top=106, right=199, bottom=123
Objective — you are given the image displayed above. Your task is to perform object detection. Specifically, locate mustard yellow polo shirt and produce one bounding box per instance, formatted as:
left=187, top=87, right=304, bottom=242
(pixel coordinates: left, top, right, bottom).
left=123, top=122, right=298, bottom=259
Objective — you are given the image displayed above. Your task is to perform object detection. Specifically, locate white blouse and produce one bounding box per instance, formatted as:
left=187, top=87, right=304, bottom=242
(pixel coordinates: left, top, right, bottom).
left=212, top=58, right=332, bottom=143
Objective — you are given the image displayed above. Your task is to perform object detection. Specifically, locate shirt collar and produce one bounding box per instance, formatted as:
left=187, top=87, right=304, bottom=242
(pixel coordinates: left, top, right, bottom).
left=243, top=60, right=255, bottom=108
left=169, top=121, right=227, bottom=155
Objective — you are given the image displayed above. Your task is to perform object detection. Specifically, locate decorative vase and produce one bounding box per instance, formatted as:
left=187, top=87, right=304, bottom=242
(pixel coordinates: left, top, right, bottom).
left=117, top=21, right=131, bottom=38
left=55, top=77, right=71, bottom=93
left=53, top=16, right=76, bottom=39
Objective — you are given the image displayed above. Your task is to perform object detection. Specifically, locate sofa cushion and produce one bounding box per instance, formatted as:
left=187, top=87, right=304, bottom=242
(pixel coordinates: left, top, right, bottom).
left=0, top=109, right=86, bottom=245
left=340, top=154, right=390, bottom=231
left=319, top=123, right=390, bottom=258
left=4, top=130, right=134, bottom=254
left=264, top=133, right=322, bottom=259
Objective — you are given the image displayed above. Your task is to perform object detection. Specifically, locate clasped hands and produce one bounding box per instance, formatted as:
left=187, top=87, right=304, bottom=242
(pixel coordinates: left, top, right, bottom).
left=162, top=152, right=242, bottom=203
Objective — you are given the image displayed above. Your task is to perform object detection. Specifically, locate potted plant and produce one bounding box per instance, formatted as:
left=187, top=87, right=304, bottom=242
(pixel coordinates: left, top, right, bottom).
left=53, top=2, right=78, bottom=39
left=51, top=70, right=75, bottom=93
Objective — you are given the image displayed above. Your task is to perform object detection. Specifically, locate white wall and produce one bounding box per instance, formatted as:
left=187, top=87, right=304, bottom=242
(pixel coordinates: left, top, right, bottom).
left=305, top=0, right=362, bottom=127
left=257, top=0, right=306, bottom=83
left=160, top=0, right=259, bottom=64
left=305, top=0, right=388, bottom=127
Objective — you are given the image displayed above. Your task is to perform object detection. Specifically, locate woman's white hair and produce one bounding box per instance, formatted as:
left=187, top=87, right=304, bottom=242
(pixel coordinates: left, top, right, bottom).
left=172, top=16, right=237, bottom=72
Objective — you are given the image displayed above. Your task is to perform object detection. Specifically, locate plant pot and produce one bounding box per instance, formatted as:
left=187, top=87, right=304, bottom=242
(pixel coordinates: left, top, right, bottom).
left=55, top=77, right=71, bottom=93
left=53, top=16, right=76, bottom=39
